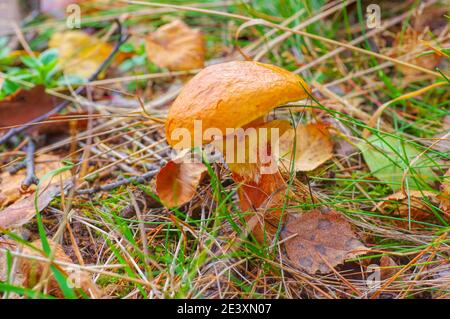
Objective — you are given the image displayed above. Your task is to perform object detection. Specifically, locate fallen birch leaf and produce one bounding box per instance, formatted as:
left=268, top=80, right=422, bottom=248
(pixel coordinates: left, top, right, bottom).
left=156, top=152, right=208, bottom=208
left=276, top=122, right=333, bottom=172
left=18, top=239, right=103, bottom=298
left=145, top=20, right=205, bottom=71
left=282, top=209, right=367, bottom=274
left=359, top=134, right=436, bottom=191
left=48, top=31, right=114, bottom=78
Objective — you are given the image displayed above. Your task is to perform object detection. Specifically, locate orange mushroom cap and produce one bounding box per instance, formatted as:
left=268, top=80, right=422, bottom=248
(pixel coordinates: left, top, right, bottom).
left=165, top=61, right=311, bottom=147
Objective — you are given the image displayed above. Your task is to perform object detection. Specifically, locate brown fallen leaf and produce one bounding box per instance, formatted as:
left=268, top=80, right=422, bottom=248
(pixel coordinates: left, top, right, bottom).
left=439, top=169, right=450, bottom=213
left=145, top=20, right=205, bottom=71
left=0, top=154, right=68, bottom=208
left=0, top=183, right=62, bottom=229
left=40, top=0, right=77, bottom=18
left=18, top=239, right=103, bottom=298
left=393, top=28, right=441, bottom=76
left=155, top=152, right=208, bottom=208
left=282, top=209, right=367, bottom=274
left=48, top=31, right=117, bottom=78
left=375, top=190, right=446, bottom=227
left=233, top=171, right=287, bottom=243
left=380, top=255, right=398, bottom=280
left=0, top=154, right=71, bottom=228
left=0, top=85, right=59, bottom=131
left=276, top=122, right=333, bottom=172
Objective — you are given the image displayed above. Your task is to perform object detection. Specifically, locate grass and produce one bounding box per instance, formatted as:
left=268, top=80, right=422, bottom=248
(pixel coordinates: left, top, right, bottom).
left=0, top=0, right=449, bottom=299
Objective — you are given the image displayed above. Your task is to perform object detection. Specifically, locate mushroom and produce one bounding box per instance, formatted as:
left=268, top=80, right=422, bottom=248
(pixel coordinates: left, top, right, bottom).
left=166, top=61, right=310, bottom=147
left=163, top=61, right=311, bottom=241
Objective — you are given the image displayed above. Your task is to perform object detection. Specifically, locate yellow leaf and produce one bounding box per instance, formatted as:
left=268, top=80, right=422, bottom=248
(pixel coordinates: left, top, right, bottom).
left=276, top=122, right=333, bottom=172
left=49, top=31, right=113, bottom=79
left=145, top=20, right=205, bottom=71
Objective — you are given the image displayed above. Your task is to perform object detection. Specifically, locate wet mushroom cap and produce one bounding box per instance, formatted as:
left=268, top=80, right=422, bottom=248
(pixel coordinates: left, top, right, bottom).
left=165, top=61, right=311, bottom=147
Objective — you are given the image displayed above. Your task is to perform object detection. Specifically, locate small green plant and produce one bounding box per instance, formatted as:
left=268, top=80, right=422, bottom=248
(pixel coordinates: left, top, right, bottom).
left=0, top=48, right=83, bottom=99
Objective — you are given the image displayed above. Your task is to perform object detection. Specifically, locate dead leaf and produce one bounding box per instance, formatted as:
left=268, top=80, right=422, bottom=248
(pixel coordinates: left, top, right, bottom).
left=233, top=171, right=287, bottom=243
left=380, top=256, right=397, bottom=280
left=0, top=85, right=59, bottom=131
left=393, top=28, right=441, bottom=76
left=49, top=31, right=115, bottom=78
left=0, top=154, right=71, bottom=228
left=0, top=154, right=68, bottom=208
left=282, top=209, right=367, bottom=274
left=18, top=239, right=103, bottom=298
left=439, top=169, right=450, bottom=213
left=276, top=122, right=333, bottom=171
left=374, top=190, right=446, bottom=228
left=0, top=183, right=63, bottom=229
left=145, top=20, right=205, bottom=71
left=155, top=152, right=208, bottom=208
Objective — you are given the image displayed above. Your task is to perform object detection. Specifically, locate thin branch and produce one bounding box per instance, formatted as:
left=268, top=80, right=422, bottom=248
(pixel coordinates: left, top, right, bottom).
left=21, top=137, right=38, bottom=190
left=75, top=170, right=158, bottom=195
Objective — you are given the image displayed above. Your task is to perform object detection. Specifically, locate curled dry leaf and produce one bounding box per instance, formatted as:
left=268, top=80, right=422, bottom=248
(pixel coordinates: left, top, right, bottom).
left=49, top=31, right=114, bottom=78
left=18, top=239, right=103, bottom=298
left=282, top=209, right=367, bottom=274
left=156, top=152, right=208, bottom=208
left=145, top=19, right=205, bottom=71
left=166, top=61, right=311, bottom=147
left=276, top=122, right=333, bottom=172
left=0, top=154, right=71, bottom=229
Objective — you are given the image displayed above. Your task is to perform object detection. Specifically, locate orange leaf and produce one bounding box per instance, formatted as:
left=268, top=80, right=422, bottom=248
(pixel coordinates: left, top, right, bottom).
left=145, top=20, right=205, bottom=71
left=155, top=153, right=208, bottom=208
left=234, top=171, right=287, bottom=243
left=282, top=209, right=367, bottom=274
